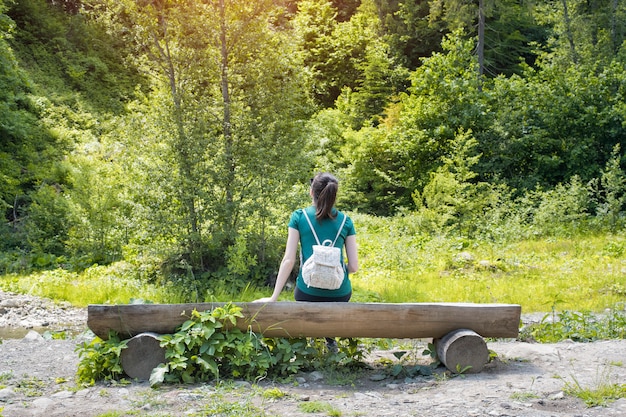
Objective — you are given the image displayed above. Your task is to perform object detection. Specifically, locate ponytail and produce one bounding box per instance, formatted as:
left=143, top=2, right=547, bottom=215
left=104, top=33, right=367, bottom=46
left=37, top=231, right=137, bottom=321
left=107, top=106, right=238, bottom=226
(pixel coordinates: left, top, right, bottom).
left=311, top=173, right=338, bottom=220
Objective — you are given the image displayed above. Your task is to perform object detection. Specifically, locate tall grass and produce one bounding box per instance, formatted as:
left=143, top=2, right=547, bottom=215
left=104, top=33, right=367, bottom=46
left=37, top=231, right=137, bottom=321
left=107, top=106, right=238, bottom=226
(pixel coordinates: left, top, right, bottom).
left=1, top=213, right=624, bottom=313
left=350, top=213, right=626, bottom=312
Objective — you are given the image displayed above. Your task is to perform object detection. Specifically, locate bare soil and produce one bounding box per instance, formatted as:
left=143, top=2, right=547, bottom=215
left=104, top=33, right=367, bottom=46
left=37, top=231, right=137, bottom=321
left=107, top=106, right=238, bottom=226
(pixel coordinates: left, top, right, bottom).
left=1, top=290, right=625, bottom=417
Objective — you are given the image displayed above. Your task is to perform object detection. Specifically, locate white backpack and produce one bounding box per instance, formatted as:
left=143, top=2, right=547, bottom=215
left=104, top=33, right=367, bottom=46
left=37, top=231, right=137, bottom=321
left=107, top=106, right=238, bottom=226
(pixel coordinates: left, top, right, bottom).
left=301, top=211, right=347, bottom=290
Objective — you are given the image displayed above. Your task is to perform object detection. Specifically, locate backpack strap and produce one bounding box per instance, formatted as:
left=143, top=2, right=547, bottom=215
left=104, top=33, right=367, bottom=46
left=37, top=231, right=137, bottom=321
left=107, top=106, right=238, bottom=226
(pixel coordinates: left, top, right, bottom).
left=302, top=210, right=321, bottom=245
left=331, top=214, right=347, bottom=246
left=302, top=210, right=346, bottom=247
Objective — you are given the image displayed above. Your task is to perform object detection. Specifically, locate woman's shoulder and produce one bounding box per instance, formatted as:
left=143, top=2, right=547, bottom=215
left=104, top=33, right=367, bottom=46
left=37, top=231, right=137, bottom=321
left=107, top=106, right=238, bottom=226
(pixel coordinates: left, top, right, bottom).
left=288, top=207, right=312, bottom=226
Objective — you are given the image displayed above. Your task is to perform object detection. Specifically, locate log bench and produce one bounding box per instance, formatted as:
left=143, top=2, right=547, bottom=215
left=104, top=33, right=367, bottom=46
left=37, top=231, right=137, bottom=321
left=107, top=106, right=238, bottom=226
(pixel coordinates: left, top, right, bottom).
left=87, top=302, right=521, bottom=380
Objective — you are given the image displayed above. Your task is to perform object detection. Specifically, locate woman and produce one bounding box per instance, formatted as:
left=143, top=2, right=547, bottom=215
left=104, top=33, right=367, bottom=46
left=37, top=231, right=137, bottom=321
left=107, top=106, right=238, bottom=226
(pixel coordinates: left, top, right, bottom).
left=255, top=173, right=358, bottom=349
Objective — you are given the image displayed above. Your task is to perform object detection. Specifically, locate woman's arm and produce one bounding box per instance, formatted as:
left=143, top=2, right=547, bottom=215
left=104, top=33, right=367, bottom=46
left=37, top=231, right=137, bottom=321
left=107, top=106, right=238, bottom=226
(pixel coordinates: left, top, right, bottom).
left=345, top=234, right=358, bottom=274
left=255, top=227, right=300, bottom=302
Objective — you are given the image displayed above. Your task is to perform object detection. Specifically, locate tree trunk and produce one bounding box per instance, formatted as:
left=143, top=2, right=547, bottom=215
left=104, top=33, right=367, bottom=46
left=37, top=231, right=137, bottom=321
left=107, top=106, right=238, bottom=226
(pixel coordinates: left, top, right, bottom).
left=477, top=0, right=485, bottom=90
left=561, top=0, right=578, bottom=64
left=219, top=0, right=236, bottom=240
left=152, top=5, right=200, bottom=259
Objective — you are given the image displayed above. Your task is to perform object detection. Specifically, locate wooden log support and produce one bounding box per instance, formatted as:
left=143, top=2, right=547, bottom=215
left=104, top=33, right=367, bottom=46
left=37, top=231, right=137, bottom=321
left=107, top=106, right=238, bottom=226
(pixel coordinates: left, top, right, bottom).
left=120, top=332, right=165, bottom=380
left=88, top=302, right=521, bottom=340
left=435, top=329, right=490, bottom=374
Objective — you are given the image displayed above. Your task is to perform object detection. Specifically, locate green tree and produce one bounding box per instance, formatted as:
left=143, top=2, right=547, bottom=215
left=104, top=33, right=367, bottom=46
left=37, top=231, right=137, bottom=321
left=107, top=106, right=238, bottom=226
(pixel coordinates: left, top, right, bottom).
left=479, top=60, right=626, bottom=191
left=1, top=0, right=70, bottom=258
left=535, top=0, right=626, bottom=66
left=294, top=0, right=385, bottom=108
left=335, top=0, right=406, bottom=129
left=89, top=0, right=313, bottom=289
left=429, top=0, right=547, bottom=76
left=414, top=129, right=495, bottom=236
left=593, top=144, right=626, bottom=230
left=374, top=0, right=444, bottom=70
left=341, top=32, right=489, bottom=214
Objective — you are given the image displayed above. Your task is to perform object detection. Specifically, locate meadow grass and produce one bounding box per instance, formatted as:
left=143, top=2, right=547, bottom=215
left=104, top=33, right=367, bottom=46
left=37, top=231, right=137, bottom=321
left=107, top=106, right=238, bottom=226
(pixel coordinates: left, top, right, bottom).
left=0, top=223, right=624, bottom=313
left=350, top=231, right=626, bottom=313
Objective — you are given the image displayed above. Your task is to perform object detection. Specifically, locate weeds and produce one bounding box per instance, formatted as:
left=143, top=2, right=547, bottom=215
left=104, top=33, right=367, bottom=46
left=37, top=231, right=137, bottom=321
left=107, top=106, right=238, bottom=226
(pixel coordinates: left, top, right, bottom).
left=520, top=305, right=626, bottom=343
left=563, top=366, right=626, bottom=407
left=298, top=400, right=342, bottom=416
left=510, top=391, right=539, bottom=401
left=261, top=387, right=287, bottom=400
left=15, top=376, right=46, bottom=397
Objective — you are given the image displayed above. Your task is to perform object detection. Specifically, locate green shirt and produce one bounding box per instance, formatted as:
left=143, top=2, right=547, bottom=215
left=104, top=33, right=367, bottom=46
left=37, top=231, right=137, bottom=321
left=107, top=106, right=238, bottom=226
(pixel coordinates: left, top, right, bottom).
left=289, top=206, right=356, bottom=297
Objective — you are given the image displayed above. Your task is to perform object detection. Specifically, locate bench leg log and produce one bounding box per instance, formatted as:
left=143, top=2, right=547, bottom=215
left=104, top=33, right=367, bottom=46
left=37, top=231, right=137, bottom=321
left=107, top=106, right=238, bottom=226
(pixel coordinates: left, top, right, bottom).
left=434, top=329, right=489, bottom=374
left=120, top=332, right=165, bottom=380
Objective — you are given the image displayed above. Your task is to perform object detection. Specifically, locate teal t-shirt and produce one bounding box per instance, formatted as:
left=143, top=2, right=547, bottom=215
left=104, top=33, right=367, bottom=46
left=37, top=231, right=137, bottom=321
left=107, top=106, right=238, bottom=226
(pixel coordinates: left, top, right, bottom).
left=289, top=206, right=356, bottom=297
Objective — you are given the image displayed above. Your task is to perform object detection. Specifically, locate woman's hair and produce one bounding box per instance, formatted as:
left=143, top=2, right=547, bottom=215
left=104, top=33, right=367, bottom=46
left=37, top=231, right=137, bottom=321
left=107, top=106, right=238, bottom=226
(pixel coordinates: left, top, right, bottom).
left=311, top=172, right=338, bottom=220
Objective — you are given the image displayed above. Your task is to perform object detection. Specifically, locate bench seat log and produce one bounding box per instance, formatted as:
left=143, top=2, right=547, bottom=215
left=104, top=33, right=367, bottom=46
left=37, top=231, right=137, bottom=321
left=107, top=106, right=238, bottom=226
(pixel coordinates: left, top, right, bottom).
left=88, top=302, right=521, bottom=341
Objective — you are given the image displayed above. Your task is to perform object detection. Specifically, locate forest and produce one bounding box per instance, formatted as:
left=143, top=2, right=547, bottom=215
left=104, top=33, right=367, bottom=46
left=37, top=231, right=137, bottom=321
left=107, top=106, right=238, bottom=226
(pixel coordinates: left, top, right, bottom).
left=1, top=0, right=625, bottom=303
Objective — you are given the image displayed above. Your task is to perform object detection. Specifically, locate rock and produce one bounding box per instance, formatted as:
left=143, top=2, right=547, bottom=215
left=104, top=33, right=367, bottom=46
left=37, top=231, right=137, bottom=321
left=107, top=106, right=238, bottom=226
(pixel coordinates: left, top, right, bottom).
left=308, top=371, right=324, bottom=382
left=549, top=391, right=565, bottom=400
left=32, top=397, right=54, bottom=409
left=455, top=251, right=474, bottom=262
left=51, top=390, right=74, bottom=399
left=0, top=387, right=16, bottom=401
left=0, top=299, right=22, bottom=308
left=22, top=330, right=44, bottom=342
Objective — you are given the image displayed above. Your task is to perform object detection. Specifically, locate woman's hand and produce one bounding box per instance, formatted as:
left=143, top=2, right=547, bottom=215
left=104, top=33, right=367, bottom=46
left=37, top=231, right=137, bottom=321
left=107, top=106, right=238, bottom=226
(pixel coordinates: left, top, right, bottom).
left=252, top=297, right=274, bottom=303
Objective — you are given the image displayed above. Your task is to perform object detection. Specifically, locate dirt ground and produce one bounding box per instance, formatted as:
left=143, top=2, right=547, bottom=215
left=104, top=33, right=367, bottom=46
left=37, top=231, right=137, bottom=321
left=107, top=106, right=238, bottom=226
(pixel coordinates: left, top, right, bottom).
left=1, top=290, right=626, bottom=417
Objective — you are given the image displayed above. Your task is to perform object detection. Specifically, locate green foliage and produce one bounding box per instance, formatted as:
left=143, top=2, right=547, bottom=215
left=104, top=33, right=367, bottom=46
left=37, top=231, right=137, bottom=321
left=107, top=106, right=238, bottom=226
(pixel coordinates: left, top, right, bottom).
left=520, top=306, right=626, bottom=343
left=530, top=176, right=590, bottom=237
left=155, top=304, right=269, bottom=384
left=342, top=31, right=488, bottom=214
left=481, top=61, right=626, bottom=192
left=23, top=184, right=71, bottom=256
left=0, top=263, right=181, bottom=306
left=376, top=349, right=435, bottom=379
left=200, top=398, right=269, bottom=417
left=592, top=144, right=626, bottom=231
left=15, top=376, right=46, bottom=397
left=154, top=303, right=364, bottom=385
left=429, top=0, right=547, bottom=76
left=414, top=129, right=496, bottom=237
left=75, top=331, right=128, bottom=384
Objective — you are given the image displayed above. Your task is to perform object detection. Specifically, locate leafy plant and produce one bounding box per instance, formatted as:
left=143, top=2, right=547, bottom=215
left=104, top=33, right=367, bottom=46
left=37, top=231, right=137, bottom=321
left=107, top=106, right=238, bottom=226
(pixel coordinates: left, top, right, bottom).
left=152, top=303, right=365, bottom=386
left=75, top=331, right=128, bottom=384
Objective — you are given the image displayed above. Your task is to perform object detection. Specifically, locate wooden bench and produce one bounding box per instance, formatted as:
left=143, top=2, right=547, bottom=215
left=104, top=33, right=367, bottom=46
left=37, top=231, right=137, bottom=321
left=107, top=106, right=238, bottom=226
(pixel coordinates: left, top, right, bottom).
left=88, top=302, right=521, bottom=380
